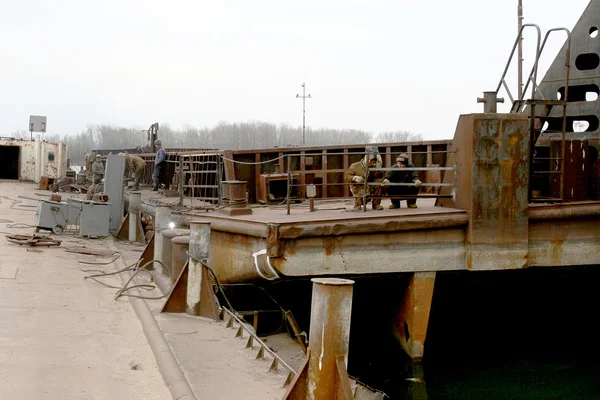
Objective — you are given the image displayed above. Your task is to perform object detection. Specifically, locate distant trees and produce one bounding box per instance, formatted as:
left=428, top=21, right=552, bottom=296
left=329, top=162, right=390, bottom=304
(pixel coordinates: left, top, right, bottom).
left=375, top=130, right=423, bottom=143
left=9, top=122, right=422, bottom=165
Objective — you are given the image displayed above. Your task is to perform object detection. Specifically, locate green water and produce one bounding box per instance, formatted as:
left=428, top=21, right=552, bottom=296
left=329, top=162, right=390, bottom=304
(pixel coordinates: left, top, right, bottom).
left=424, top=360, right=600, bottom=400
left=346, top=267, right=600, bottom=400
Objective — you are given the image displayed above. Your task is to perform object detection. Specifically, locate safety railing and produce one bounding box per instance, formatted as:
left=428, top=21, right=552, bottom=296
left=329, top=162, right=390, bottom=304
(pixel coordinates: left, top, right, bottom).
left=175, top=153, right=223, bottom=208
left=275, top=150, right=457, bottom=214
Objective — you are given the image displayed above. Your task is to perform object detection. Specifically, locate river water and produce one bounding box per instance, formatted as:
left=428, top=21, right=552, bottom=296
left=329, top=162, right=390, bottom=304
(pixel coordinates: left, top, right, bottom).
left=347, top=267, right=600, bottom=400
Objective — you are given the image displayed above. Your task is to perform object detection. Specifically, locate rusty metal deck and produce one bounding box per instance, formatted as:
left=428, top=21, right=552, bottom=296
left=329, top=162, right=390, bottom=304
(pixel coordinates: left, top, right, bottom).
left=179, top=196, right=600, bottom=283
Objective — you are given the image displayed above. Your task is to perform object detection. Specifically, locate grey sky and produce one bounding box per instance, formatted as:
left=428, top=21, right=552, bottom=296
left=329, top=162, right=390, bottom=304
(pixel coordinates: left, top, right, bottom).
left=0, top=0, right=590, bottom=141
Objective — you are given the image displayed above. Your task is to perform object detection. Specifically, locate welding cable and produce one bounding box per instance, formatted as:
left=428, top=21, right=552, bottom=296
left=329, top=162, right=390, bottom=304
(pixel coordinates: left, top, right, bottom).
left=6, top=223, right=36, bottom=229
left=114, top=259, right=172, bottom=300
left=197, top=257, right=239, bottom=315
left=183, top=253, right=236, bottom=313
left=78, top=255, right=120, bottom=265
left=82, top=261, right=143, bottom=288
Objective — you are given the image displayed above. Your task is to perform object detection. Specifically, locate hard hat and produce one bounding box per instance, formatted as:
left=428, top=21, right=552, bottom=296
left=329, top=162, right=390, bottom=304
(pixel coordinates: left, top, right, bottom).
left=96, top=154, right=102, bottom=159
left=154, top=139, right=162, bottom=146
left=365, top=146, right=379, bottom=160
left=397, top=154, right=409, bottom=164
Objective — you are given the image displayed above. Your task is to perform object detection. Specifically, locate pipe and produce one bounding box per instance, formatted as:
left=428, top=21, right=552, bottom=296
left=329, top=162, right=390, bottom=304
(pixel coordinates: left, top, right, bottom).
left=115, top=254, right=196, bottom=400
left=129, top=191, right=141, bottom=242
left=251, top=249, right=280, bottom=280
left=34, top=137, right=41, bottom=183
left=123, top=192, right=157, bottom=216
left=187, top=221, right=211, bottom=316
left=307, top=277, right=354, bottom=399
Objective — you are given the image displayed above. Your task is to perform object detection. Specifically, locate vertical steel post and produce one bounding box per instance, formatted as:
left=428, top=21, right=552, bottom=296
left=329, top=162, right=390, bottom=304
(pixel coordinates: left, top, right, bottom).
left=186, top=221, right=211, bottom=316
left=307, top=278, right=354, bottom=399
left=128, top=191, right=141, bottom=242
left=287, top=155, right=292, bottom=215
left=216, top=155, right=222, bottom=207
left=178, top=156, right=184, bottom=207
left=517, top=0, right=523, bottom=100
left=154, top=206, right=172, bottom=270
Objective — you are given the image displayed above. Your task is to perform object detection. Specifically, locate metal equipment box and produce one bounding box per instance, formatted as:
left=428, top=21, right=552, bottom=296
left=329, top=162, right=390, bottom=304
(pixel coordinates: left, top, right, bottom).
left=66, top=198, right=84, bottom=227
left=36, top=200, right=69, bottom=234
left=257, top=173, right=300, bottom=204
left=79, top=201, right=111, bottom=237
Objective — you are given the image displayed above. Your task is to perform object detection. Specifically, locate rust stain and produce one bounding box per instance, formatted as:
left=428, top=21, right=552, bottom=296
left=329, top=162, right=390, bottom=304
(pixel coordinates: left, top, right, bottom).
left=323, top=237, right=336, bottom=256
left=285, top=240, right=297, bottom=256
left=550, top=237, right=564, bottom=264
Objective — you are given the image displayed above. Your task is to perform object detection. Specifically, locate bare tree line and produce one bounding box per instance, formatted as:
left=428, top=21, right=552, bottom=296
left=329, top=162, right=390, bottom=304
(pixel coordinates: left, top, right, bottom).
left=9, top=122, right=422, bottom=165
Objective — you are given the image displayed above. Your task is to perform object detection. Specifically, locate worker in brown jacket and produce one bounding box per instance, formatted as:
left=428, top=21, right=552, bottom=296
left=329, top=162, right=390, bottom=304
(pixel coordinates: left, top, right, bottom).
left=345, top=146, right=385, bottom=211
left=122, top=153, right=146, bottom=191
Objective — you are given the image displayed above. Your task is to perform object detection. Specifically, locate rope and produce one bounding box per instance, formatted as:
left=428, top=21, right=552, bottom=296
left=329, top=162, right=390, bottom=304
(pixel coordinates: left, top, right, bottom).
left=219, top=154, right=287, bottom=165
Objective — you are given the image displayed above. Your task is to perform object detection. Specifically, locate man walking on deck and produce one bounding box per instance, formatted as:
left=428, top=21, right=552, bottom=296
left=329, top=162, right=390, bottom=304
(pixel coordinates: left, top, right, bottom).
left=152, top=140, right=166, bottom=191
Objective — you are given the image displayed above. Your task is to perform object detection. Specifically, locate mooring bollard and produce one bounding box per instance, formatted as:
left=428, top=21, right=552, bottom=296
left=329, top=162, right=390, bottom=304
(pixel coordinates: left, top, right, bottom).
left=128, top=191, right=141, bottom=242
left=171, top=235, right=190, bottom=283
left=160, top=228, right=190, bottom=281
left=284, top=277, right=355, bottom=399
left=186, top=221, right=211, bottom=316
left=307, top=278, right=354, bottom=399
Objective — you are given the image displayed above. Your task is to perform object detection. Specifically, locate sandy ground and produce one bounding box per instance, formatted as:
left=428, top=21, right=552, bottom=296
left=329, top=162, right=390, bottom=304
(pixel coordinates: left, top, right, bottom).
left=0, top=180, right=306, bottom=400
left=0, top=181, right=170, bottom=400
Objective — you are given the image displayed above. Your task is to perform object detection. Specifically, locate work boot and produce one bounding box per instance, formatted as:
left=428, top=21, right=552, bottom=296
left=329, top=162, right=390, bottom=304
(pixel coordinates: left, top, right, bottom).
left=351, top=205, right=362, bottom=212
left=389, top=203, right=399, bottom=209
left=407, top=203, right=417, bottom=209
left=372, top=204, right=384, bottom=210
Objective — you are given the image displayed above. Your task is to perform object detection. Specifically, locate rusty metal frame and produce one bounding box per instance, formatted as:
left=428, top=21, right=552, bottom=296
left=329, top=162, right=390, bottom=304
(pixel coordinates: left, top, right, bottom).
left=220, top=307, right=297, bottom=378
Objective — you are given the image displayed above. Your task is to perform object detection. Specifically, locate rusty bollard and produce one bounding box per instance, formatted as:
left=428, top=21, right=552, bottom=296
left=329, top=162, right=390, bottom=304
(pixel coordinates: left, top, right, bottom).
left=171, top=235, right=190, bottom=283
left=284, top=277, right=355, bottom=400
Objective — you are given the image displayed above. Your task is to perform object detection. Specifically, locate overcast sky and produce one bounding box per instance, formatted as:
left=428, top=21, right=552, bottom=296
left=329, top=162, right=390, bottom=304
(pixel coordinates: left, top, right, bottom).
left=0, top=0, right=591, bottom=141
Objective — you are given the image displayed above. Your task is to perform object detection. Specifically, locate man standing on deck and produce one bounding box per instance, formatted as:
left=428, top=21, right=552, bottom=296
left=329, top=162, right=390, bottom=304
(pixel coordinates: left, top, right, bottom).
left=345, top=146, right=385, bottom=211
left=386, top=153, right=422, bottom=209
left=152, top=139, right=166, bottom=191
left=86, top=154, right=105, bottom=200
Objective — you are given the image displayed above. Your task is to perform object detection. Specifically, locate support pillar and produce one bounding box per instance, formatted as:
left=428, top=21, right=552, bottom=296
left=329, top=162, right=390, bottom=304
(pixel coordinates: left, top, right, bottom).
left=153, top=206, right=172, bottom=270
left=186, top=221, right=211, bottom=316
left=128, top=191, right=141, bottom=243
left=284, top=278, right=355, bottom=400
left=393, top=272, right=436, bottom=361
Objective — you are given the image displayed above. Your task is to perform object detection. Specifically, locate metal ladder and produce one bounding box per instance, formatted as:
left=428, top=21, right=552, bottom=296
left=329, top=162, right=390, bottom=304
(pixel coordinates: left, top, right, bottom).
left=495, top=25, right=572, bottom=202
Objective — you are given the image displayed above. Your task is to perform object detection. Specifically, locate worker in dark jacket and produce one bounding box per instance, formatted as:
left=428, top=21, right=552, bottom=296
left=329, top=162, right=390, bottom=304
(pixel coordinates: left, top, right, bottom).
left=152, top=140, right=166, bottom=191
left=385, top=153, right=422, bottom=209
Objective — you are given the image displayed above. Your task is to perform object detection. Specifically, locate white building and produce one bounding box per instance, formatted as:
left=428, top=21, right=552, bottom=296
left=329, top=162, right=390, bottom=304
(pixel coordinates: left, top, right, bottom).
left=0, top=137, right=67, bottom=182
